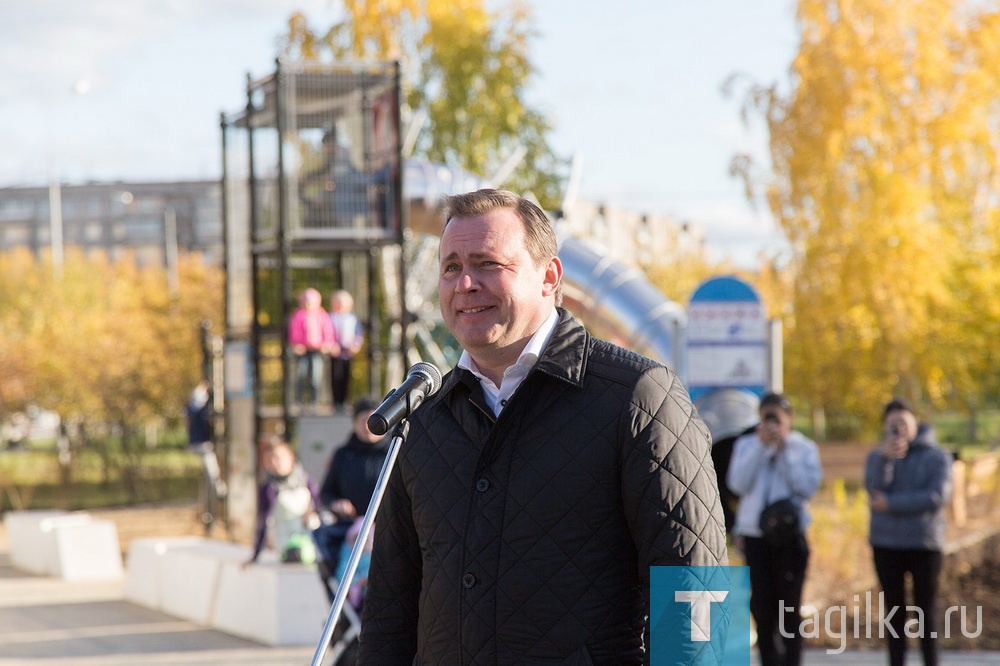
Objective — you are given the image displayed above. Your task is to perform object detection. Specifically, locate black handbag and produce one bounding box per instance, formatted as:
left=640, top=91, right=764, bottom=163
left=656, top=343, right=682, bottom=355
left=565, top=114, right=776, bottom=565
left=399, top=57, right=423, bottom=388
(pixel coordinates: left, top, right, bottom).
left=759, top=498, right=800, bottom=548
left=758, top=457, right=801, bottom=548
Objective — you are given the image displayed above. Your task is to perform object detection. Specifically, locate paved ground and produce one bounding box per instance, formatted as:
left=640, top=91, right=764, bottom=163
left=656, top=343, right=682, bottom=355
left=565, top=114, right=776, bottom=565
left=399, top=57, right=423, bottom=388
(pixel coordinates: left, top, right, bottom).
left=2, top=509, right=999, bottom=665
left=0, top=551, right=322, bottom=665
left=756, top=650, right=1000, bottom=665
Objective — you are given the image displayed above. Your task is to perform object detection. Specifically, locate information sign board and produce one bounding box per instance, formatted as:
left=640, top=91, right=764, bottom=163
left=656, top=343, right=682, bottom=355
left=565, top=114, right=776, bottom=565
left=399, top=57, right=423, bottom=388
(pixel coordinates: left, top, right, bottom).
left=686, top=276, right=768, bottom=400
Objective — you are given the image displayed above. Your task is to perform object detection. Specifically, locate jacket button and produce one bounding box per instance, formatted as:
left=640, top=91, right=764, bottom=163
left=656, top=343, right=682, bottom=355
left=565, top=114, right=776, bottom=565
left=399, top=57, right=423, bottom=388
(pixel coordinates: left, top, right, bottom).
left=462, top=573, right=476, bottom=589
left=476, top=478, right=490, bottom=492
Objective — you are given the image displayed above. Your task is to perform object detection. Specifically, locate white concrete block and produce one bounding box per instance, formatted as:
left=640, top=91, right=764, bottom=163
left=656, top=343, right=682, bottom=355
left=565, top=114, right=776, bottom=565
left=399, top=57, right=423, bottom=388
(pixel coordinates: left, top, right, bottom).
left=52, top=518, right=123, bottom=581
left=123, top=536, right=327, bottom=646
left=158, top=539, right=250, bottom=625
left=4, top=510, right=94, bottom=576
left=5, top=510, right=69, bottom=575
left=297, top=414, right=352, bottom=484
left=123, top=536, right=203, bottom=608
left=212, top=559, right=329, bottom=646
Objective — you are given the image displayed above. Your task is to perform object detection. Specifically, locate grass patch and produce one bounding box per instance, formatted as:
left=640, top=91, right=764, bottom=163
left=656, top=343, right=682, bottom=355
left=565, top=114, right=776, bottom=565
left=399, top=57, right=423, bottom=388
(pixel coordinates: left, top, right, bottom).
left=1, top=445, right=202, bottom=512
left=933, top=409, right=1000, bottom=448
left=2, top=477, right=200, bottom=512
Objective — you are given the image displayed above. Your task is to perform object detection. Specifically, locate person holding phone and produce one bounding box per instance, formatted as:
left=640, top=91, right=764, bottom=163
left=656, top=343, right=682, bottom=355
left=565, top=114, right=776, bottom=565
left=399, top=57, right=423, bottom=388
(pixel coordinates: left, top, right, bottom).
left=727, top=392, right=822, bottom=666
left=865, top=398, right=953, bottom=666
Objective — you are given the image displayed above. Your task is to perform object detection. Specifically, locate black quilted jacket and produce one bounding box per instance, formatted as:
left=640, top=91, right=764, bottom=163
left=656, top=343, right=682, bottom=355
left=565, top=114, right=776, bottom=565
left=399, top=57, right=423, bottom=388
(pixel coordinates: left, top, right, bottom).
left=358, top=310, right=728, bottom=665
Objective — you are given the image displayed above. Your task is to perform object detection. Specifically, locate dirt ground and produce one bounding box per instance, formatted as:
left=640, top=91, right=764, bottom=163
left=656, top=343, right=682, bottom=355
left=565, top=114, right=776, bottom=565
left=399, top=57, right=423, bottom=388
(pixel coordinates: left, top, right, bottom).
left=942, top=558, right=1000, bottom=649
left=806, top=556, right=1000, bottom=653
left=89, top=499, right=216, bottom=549
left=803, top=514, right=1000, bottom=653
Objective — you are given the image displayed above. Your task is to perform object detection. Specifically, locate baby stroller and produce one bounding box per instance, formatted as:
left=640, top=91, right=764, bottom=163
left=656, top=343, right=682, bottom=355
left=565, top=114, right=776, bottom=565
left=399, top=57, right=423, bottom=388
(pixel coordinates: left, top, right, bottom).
left=313, top=517, right=373, bottom=666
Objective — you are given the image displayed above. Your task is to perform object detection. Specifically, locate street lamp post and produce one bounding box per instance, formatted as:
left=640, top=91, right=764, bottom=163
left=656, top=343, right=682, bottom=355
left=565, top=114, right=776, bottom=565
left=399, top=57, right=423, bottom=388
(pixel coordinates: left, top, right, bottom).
left=48, top=163, right=64, bottom=279
left=45, top=79, right=91, bottom=279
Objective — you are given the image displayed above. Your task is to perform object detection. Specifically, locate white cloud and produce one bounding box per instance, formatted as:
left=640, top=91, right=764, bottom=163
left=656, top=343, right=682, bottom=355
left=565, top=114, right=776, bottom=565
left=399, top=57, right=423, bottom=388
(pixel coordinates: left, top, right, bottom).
left=0, top=0, right=334, bottom=101
left=0, top=2, right=187, bottom=101
left=0, top=0, right=336, bottom=184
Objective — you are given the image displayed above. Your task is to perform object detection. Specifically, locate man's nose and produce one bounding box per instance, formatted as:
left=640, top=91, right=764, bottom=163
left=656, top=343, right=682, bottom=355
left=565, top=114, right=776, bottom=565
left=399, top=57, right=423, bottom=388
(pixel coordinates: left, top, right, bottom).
left=456, top=272, right=478, bottom=292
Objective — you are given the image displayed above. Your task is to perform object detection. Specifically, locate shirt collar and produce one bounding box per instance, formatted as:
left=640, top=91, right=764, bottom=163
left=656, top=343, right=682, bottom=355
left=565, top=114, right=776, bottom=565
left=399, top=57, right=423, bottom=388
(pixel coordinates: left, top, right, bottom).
left=458, top=308, right=559, bottom=379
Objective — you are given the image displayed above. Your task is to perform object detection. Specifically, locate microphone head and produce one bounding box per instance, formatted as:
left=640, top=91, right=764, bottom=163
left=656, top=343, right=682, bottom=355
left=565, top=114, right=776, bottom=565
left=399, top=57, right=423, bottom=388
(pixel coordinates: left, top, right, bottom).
left=410, top=362, right=443, bottom=396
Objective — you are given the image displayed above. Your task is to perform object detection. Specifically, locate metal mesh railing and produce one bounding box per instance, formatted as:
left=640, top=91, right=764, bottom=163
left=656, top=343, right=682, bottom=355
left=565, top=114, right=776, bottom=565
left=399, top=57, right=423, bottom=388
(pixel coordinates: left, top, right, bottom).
left=281, top=62, right=401, bottom=240
left=232, top=61, right=402, bottom=245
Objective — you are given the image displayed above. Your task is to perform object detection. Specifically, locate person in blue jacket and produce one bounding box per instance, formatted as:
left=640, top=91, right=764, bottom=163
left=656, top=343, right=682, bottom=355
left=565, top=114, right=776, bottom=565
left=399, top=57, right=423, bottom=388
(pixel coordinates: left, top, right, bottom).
left=865, top=398, right=953, bottom=666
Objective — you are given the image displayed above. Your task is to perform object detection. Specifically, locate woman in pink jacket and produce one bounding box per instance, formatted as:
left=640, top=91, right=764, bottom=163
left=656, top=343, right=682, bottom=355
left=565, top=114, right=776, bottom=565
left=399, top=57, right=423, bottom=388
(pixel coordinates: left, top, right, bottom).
left=288, top=287, right=335, bottom=407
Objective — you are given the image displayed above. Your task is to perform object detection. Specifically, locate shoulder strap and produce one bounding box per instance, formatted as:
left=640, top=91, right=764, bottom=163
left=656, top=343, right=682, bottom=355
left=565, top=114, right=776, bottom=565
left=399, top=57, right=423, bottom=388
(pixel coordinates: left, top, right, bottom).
left=768, top=453, right=801, bottom=503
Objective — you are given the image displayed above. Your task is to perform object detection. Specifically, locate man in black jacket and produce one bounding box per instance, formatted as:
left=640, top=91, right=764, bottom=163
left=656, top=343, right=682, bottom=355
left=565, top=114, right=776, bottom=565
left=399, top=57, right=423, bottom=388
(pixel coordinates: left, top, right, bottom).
left=319, top=395, right=388, bottom=519
left=358, top=189, right=728, bottom=665
left=313, top=395, right=387, bottom=596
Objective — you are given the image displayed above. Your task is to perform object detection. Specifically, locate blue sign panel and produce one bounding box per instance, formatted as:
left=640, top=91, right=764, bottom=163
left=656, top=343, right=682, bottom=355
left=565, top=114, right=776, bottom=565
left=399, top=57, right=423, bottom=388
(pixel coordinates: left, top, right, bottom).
left=686, top=276, right=768, bottom=401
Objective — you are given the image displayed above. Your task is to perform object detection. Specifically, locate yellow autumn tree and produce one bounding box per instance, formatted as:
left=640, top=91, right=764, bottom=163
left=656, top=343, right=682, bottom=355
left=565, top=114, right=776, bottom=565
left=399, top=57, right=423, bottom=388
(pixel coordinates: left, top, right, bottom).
left=731, top=0, right=1000, bottom=438
left=0, top=248, right=223, bottom=500
left=645, top=244, right=739, bottom=307
left=282, top=0, right=566, bottom=208
left=0, top=248, right=44, bottom=414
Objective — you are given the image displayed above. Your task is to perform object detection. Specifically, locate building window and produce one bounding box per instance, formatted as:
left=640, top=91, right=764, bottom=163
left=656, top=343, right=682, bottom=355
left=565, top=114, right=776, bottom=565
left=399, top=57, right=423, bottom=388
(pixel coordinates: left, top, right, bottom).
left=0, top=199, right=34, bottom=221
left=4, top=225, right=30, bottom=244
left=85, top=221, right=103, bottom=242
left=128, top=217, right=162, bottom=240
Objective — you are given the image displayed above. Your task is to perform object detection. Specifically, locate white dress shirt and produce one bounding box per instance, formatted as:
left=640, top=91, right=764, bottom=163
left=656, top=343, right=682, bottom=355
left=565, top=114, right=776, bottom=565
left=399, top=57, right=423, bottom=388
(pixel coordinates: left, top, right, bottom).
left=457, top=309, right=559, bottom=417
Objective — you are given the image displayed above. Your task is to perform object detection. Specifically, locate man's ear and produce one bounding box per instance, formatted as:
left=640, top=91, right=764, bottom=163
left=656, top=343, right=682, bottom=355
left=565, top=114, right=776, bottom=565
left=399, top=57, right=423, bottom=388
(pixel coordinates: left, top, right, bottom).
left=542, top=256, right=563, bottom=298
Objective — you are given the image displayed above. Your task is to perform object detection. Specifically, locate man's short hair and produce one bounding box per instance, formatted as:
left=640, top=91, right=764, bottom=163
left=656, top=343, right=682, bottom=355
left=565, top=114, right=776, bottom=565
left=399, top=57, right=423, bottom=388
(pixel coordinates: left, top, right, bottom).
left=352, top=395, right=380, bottom=417
left=442, top=188, right=562, bottom=305
left=882, top=397, right=914, bottom=420
left=759, top=392, right=793, bottom=414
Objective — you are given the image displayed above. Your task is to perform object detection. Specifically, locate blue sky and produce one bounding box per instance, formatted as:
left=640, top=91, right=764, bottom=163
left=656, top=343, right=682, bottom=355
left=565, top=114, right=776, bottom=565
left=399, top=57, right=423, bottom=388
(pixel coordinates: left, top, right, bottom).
left=0, top=0, right=799, bottom=266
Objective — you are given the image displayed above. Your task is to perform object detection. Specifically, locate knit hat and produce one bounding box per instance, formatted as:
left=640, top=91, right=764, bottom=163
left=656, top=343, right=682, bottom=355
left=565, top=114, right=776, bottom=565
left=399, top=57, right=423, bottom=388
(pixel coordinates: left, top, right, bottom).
left=353, top=395, right=380, bottom=417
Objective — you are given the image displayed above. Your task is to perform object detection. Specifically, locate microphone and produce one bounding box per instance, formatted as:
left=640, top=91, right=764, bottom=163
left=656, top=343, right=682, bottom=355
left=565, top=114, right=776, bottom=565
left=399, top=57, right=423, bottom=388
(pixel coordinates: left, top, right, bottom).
left=367, top=362, right=443, bottom=436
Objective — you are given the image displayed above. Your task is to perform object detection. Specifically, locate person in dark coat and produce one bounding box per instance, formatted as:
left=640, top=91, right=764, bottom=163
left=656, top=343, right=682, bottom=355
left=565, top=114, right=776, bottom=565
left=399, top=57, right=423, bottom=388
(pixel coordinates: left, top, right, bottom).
left=357, top=188, right=728, bottom=665
left=865, top=398, right=953, bottom=666
left=319, top=395, right=387, bottom=517
left=313, top=396, right=388, bottom=597
left=186, top=379, right=226, bottom=500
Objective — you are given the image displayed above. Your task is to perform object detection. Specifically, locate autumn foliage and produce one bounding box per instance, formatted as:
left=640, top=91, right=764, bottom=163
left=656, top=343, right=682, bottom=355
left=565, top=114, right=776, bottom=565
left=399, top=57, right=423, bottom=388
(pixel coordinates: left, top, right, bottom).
left=0, top=248, right=223, bottom=500
left=731, top=0, right=1000, bottom=436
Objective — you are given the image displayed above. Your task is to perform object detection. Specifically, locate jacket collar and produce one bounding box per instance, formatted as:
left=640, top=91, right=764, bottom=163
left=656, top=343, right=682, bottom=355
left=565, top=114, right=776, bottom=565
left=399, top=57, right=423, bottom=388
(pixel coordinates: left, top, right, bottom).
left=532, top=308, right=588, bottom=388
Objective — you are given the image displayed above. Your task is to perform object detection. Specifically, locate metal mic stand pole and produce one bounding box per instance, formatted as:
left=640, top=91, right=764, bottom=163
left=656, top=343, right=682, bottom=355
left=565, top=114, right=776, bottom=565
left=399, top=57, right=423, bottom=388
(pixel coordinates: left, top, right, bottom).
left=310, top=420, right=409, bottom=666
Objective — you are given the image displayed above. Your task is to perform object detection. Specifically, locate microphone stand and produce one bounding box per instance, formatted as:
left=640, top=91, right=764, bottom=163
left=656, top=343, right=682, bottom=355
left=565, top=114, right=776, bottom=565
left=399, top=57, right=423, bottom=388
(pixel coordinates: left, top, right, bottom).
left=310, top=419, right=410, bottom=666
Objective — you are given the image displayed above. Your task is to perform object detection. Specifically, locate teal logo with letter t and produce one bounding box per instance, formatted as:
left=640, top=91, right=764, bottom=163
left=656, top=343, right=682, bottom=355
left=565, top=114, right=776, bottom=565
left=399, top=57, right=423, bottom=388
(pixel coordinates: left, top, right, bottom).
left=650, top=566, right=751, bottom=665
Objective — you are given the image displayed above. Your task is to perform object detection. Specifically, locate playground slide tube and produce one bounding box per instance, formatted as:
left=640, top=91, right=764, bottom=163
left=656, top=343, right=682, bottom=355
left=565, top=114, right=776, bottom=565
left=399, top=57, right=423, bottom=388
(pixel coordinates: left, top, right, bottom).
left=557, top=236, right=686, bottom=373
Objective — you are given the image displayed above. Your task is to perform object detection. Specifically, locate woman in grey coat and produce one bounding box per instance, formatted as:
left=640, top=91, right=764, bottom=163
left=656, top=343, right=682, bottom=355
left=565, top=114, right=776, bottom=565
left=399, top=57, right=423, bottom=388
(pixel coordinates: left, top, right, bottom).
left=865, top=398, right=953, bottom=666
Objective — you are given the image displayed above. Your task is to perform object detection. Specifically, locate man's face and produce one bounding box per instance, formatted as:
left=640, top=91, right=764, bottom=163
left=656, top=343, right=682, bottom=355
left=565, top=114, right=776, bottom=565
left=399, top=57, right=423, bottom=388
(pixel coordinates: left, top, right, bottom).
left=354, top=410, right=381, bottom=444
left=884, top=409, right=917, bottom=443
left=439, top=208, right=561, bottom=368
left=758, top=406, right=792, bottom=443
